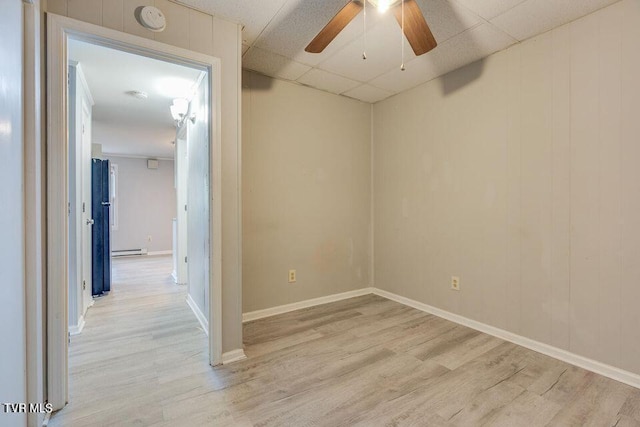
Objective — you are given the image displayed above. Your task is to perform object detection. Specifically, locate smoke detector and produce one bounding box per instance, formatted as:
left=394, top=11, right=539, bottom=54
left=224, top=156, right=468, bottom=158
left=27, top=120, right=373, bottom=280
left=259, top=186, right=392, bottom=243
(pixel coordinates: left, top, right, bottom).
left=135, top=6, right=166, bottom=32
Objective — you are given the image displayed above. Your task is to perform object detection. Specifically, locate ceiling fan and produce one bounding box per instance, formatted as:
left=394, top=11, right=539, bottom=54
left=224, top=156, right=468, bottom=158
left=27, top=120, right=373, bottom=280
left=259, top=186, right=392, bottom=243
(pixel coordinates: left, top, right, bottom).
left=305, top=0, right=437, bottom=56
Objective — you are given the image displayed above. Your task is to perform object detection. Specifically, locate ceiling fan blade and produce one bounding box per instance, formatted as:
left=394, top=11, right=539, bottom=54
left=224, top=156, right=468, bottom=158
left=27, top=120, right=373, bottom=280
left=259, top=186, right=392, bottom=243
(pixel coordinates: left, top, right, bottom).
left=305, top=1, right=364, bottom=53
left=393, top=0, right=437, bottom=56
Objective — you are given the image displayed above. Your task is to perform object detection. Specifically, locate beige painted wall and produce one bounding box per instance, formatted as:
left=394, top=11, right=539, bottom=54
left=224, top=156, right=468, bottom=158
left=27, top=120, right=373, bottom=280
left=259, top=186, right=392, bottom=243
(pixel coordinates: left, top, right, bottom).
left=104, top=156, right=176, bottom=253
left=373, top=0, right=640, bottom=376
left=242, top=71, right=372, bottom=312
left=46, top=0, right=243, bottom=352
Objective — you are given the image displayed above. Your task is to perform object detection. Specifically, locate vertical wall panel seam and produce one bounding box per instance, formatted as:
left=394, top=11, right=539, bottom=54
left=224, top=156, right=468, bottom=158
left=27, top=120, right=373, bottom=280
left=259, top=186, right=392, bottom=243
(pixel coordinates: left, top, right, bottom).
left=370, top=103, right=375, bottom=289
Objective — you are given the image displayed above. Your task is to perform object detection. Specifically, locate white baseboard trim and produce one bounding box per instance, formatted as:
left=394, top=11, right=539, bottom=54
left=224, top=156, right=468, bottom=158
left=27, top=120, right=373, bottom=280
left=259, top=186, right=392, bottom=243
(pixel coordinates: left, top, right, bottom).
left=147, top=250, right=172, bottom=256
left=242, top=287, right=375, bottom=323
left=172, top=271, right=186, bottom=286
left=372, top=288, right=640, bottom=390
left=69, top=316, right=85, bottom=336
left=222, top=349, right=247, bottom=364
left=186, top=294, right=208, bottom=335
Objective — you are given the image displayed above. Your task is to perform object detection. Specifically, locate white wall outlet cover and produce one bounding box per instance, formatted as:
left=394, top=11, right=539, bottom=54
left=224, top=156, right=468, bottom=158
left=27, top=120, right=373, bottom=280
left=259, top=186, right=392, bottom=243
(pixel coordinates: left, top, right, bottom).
left=136, top=6, right=166, bottom=32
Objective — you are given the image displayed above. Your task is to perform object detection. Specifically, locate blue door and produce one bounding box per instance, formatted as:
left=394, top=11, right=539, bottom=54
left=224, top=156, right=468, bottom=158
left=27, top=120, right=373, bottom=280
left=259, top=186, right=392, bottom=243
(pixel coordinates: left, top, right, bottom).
left=91, top=159, right=111, bottom=296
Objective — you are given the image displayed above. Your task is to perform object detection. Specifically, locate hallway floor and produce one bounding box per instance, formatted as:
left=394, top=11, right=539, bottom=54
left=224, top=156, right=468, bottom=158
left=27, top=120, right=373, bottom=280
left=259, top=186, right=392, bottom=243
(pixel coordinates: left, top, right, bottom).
left=51, top=255, right=640, bottom=426
left=50, top=255, right=210, bottom=426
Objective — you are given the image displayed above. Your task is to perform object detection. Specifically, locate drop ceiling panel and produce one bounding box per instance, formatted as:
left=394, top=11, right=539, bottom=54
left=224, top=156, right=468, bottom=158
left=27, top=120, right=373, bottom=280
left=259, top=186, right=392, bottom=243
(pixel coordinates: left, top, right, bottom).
left=254, top=0, right=385, bottom=66
left=369, top=55, right=441, bottom=93
left=432, top=22, right=518, bottom=70
left=343, top=84, right=392, bottom=103
left=414, top=0, right=483, bottom=42
left=175, top=0, right=622, bottom=102
left=490, top=0, right=620, bottom=41
left=416, top=23, right=514, bottom=80
left=318, top=17, right=415, bottom=82
left=174, top=0, right=289, bottom=44
left=454, top=0, right=527, bottom=20
left=370, top=22, right=516, bottom=93
left=243, top=46, right=312, bottom=80
left=297, top=69, right=362, bottom=95
left=290, top=12, right=376, bottom=67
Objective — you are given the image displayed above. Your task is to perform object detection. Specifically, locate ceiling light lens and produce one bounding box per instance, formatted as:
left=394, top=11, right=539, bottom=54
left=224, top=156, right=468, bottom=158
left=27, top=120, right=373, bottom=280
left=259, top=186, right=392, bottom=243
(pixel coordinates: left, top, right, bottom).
left=126, top=90, right=148, bottom=99
left=377, top=0, right=391, bottom=13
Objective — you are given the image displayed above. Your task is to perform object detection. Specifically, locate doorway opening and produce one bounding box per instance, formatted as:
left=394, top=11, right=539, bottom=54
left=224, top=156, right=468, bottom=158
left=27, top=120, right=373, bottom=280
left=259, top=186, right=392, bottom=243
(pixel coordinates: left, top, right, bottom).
left=47, top=14, right=223, bottom=411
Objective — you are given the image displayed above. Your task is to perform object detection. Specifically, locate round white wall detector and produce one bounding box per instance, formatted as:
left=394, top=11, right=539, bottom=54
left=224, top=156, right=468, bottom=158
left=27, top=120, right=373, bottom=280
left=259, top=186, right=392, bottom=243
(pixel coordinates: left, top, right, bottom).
left=137, top=6, right=166, bottom=32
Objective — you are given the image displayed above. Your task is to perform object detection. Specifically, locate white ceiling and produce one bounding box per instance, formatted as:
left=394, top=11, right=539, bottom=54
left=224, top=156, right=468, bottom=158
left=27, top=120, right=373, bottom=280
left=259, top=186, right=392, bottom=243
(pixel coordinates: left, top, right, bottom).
left=176, top=0, right=619, bottom=103
left=68, top=40, right=202, bottom=158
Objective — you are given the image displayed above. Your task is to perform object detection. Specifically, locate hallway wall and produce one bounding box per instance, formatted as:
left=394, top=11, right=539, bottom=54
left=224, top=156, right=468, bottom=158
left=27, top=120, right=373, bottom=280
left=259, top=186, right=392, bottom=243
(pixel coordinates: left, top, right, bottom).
left=105, top=156, right=176, bottom=253
left=186, top=78, right=210, bottom=322
left=0, top=1, right=26, bottom=425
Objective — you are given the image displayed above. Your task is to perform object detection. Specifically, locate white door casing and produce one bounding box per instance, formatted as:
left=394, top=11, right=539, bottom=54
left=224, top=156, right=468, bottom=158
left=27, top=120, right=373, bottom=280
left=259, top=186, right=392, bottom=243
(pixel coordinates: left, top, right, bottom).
left=81, top=99, right=93, bottom=312
left=47, top=13, right=224, bottom=411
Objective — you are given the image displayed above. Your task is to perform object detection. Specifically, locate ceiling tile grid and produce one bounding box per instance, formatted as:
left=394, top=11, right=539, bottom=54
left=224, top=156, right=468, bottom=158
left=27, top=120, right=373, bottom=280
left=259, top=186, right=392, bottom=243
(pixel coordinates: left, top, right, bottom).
left=489, top=0, right=621, bottom=42
left=176, top=0, right=621, bottom=103
left=242, top=46, right=312, bottom=80
left=297, top=68, right=362, bottom=94
left=343, top=84, right=393, bottom=103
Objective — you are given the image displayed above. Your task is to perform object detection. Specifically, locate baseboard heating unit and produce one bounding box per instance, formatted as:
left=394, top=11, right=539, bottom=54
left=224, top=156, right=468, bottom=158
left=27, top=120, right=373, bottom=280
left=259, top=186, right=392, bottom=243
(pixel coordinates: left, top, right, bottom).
left=111, top=248, right=148, bottom=257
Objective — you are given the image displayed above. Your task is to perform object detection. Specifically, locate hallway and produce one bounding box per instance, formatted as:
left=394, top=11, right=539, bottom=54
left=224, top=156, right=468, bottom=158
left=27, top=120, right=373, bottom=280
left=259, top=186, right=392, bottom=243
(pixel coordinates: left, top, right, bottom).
left=50, top=255, right=210, bottom=426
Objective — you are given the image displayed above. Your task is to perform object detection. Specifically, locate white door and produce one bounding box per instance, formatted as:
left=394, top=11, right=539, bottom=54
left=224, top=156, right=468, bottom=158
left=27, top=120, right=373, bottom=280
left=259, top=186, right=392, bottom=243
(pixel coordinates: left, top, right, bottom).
left=81, top=100, right=93, bottom=309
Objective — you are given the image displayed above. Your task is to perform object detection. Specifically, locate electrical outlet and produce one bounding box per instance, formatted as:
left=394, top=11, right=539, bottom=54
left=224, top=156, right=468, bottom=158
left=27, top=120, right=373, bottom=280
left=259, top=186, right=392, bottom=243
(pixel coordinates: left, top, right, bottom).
left=451, top=276, right=460, bottom=291
left=288, top=270, right=296, bottom=283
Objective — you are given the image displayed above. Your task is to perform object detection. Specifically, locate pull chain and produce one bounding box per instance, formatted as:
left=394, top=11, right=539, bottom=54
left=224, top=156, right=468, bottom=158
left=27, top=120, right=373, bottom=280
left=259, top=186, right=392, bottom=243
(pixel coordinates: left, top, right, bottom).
left=363, top=0, right=367, bottom=60
left=400, top=0, right=405, bottom=70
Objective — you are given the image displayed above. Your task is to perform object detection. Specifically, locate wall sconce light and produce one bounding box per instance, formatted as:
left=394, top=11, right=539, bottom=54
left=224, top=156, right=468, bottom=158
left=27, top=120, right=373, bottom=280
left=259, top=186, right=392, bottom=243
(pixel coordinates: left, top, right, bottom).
left=170, top=98, right=189, bottom=122
left=170, top=98, right=197, bottom=127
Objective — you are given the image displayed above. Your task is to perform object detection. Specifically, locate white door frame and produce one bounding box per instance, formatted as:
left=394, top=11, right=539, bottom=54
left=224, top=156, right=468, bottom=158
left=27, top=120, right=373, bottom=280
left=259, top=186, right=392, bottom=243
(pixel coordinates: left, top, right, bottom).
left=46, top=13, right=224, bottom=410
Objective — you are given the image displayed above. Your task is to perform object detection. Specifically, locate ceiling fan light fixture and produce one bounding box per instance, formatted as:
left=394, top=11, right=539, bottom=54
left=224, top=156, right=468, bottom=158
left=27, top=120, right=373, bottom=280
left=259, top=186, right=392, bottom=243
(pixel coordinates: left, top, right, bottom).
left=305, top=0, right=437, bottom=56
left=369, top=0, right=401, bottom=14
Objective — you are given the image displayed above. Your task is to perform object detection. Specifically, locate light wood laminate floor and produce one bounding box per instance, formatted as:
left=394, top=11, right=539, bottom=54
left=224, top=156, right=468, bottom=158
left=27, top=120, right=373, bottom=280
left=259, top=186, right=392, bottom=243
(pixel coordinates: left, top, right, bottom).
left=51, top=256, right=640, bottom=426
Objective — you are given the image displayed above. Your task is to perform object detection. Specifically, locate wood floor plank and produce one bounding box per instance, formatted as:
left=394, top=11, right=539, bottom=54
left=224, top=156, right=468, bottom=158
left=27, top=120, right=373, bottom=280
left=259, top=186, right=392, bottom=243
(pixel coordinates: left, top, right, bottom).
left=482, top=389, right=563, bottom=426
left=50, top=256, right=640, bottom=426
left=620, top=389, right=640, bottom=422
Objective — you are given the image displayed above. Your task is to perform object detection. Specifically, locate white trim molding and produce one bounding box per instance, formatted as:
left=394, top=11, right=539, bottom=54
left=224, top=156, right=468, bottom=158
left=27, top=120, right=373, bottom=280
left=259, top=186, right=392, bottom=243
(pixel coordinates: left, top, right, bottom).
left=147, top=250, right=173, bottom=256
left=221, top=349, right=247, bottom=364
left=68, top=316, right=85, bottom=336
left=24, top=3, right=46, bottom=426
left=372, top=288, right=640, bottom=390
left=242, top=287, right=375, bottom=323
left=186, top=294, right=208, bottom=335
left=103, top=153, right=174, bottom=161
